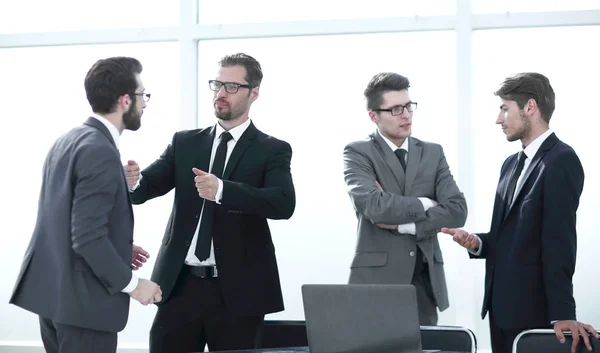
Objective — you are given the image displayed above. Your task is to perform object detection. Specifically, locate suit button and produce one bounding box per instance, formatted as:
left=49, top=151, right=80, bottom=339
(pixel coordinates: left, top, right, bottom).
left=409, top=251, right=415, bottom=257
left=185, top=241, right=191, bottom=247
left=195, top=213, right=200, bottom=219
left=128, top=240, right=133, bottom=244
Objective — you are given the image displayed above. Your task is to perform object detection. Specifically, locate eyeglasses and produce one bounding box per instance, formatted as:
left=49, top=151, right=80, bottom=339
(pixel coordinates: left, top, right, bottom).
left=373, top=102, right=418, bottom=116
left=133, top=93, right=151, bottom=102
left=209, top=80, right=254, bottom=94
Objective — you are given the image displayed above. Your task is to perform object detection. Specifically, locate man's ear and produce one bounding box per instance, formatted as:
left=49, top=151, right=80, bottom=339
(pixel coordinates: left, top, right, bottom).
left=525, top=98, right=538, bottom=116
left=369, top=111, right=379, bottom=124
left=250, top=86, right=260, bottom=102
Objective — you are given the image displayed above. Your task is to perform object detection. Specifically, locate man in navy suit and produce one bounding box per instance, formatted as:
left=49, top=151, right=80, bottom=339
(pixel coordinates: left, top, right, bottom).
left=442, top=73, right=599, bottom=353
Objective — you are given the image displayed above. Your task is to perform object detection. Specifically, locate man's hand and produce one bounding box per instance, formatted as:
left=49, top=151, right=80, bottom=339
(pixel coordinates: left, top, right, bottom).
left=554, top=320, right=600, bottom=353
left=132, top=244, right=149, bottom=271
left=129, top=279, right=162, bottom=306
left=124, top=160, right=140, bottom=190
left=441, top=227, right=479, bottom=250
left=376, top=223, right=397, bottom=230
left=192, top=168, right=219, bottom=201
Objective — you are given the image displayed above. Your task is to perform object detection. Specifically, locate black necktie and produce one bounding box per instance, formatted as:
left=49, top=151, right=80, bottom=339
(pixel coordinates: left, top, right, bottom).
left=394, top=149, right=407, bottom=171
left=505, top=151, right=527, bottom=210
left=195, top=131, right=233, bottom=261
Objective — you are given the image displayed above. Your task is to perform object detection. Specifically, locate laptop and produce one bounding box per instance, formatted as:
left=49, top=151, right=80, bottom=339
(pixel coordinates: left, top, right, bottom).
left=301, top=284, right=438, bottom=353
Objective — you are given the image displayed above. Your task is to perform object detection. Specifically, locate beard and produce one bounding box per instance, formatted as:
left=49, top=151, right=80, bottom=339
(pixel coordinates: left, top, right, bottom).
left=506, top=110, right=530, bottom=142
left=214, top=98, right=249, bottom=121
left=123, top=105, right=142, bottom=131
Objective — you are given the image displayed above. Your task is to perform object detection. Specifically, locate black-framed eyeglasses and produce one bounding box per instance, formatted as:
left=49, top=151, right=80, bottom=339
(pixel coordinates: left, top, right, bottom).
left=209, top=80, right=254, bottom=94
left=133, top=93, right=151, bottom=102
left=373, top=102, right=418, bottom=116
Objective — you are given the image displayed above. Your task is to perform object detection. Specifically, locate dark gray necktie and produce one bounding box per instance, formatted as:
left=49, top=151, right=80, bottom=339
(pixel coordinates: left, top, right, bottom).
left=195, top=131, right=233, bottom=261
left=394, top=149, right=407, bottom=171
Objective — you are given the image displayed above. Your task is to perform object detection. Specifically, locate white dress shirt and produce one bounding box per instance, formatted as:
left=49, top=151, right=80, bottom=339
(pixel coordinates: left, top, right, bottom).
left=91, top=114, right=138, bottom=294
left=185, top=118, right=252, bottom=266
left=377, top=130, right=435, bottom=234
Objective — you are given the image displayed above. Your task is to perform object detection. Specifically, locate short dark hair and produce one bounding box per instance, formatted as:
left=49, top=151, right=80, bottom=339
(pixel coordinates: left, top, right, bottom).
left=218, top=53, right=263, bottom=87
left=364, top=73, right=411, bottom=111
left=84, top=56, right=143, bottom=114
left=494, top=72, right=555, bottom=123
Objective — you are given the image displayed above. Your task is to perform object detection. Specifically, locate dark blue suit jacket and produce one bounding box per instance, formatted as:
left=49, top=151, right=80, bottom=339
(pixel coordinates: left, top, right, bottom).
left=472, top=132, right=584, bottom=329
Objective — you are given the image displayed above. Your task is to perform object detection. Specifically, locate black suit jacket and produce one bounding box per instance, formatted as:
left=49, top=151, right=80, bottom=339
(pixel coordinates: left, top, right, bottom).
left=131, top=121, right=295, bottom=316
left=10, top=117, right=134, bottom=332
left=471, top=133, right=584, bottom=329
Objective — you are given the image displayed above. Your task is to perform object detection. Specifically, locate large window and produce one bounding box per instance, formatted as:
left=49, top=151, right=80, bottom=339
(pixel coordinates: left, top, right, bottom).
left=197, top=31, right=463, bottom=322
left=0, top=42, right=179, bottom=344
left=198, top=0, right=455, bottom=24
left=0, top=0, right=179, bottom=34
left=472, top=25, right=600, bottom=346
left=472, top=0, right=600, bottom=14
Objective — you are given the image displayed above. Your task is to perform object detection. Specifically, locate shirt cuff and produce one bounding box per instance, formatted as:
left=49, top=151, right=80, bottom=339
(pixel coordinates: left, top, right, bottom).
left=215, top=178, right=224, bottom=204
left=397, top=223, right=416, bottom=235
left=467, top=234, right=483, bottom=256
left=418, top=197, right=434, bottom=211
left=121, top=274, right=138, bottom=293
left=129, top=175, right=142, bottom=192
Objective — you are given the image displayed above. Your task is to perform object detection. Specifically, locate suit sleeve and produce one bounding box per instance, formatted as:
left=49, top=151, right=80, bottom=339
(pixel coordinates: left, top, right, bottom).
left=71, top=144, right=132, bottom=296
left=414, top=146, right=468, bottom=240
left=220, top=140, right=295, bottom=220
left=542, top=150, right=583, bottom=321
left=343, top=143, right=427, bottom=225
left=130, top=132, right=177, bottom=204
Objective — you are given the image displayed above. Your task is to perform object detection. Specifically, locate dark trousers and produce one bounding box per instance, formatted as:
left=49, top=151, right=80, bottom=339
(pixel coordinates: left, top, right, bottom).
left=150, top=269, right=264, bottom=353
left=488, top=312, right=548, bottom=353
left=411, top=249, right=438, bottom=326
left=39, top=316, right=117, bottom=353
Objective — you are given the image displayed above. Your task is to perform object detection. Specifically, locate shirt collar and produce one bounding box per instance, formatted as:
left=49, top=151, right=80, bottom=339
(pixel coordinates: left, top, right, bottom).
left=377, top=129, right=409, bottom=153
left=215, top=118, right=252, bottom=142
left=92, top=114, right=120, bottom=149
left=523, top=128, right=553, bottom=160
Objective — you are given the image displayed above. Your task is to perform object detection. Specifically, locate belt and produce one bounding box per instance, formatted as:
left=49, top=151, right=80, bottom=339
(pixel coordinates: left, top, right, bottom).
left=186, top=265, right=218, bottom=278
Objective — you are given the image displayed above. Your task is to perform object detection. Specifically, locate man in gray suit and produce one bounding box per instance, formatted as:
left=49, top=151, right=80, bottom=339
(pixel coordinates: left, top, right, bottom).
left=343, top=72, right=467, bottom=325
left=10, top=57, right=161, bottom=353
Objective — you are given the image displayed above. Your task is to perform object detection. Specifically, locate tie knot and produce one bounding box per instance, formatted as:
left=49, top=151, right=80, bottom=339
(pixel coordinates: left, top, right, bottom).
left=394, top=149, right=407, bottom=160
left=220, top=131, right=233, bottom=144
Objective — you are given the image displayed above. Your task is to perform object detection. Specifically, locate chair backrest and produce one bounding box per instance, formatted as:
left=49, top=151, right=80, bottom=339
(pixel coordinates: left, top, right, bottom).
left=513, top=328, right=600, bottom=353
left=259, top=320, right=308, bottom=349
left=420, top=325, right=477, bottom=353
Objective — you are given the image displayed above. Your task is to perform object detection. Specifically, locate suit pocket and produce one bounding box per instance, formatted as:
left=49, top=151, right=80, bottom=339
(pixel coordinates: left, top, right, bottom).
left=350, top=252, right=387, bottom=268
left=434, top=249, right=444, bottom=264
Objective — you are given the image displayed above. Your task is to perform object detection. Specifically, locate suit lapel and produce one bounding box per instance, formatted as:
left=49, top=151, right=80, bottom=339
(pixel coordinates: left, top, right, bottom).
left=372, top=132, right=405, bottom=193
left=503, top=133, right=559, bottom=220
left=223, top=122, right=258, bottom=180
left=405, top=137, right=421, bottom=195
left=194, top=125, right=217, bottom=174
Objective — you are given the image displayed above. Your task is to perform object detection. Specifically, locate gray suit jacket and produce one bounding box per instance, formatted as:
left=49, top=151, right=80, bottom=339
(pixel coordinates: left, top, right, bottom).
left=10, top=117, right=134, bottom=333
left=343, top=133, right=467, bottom=311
